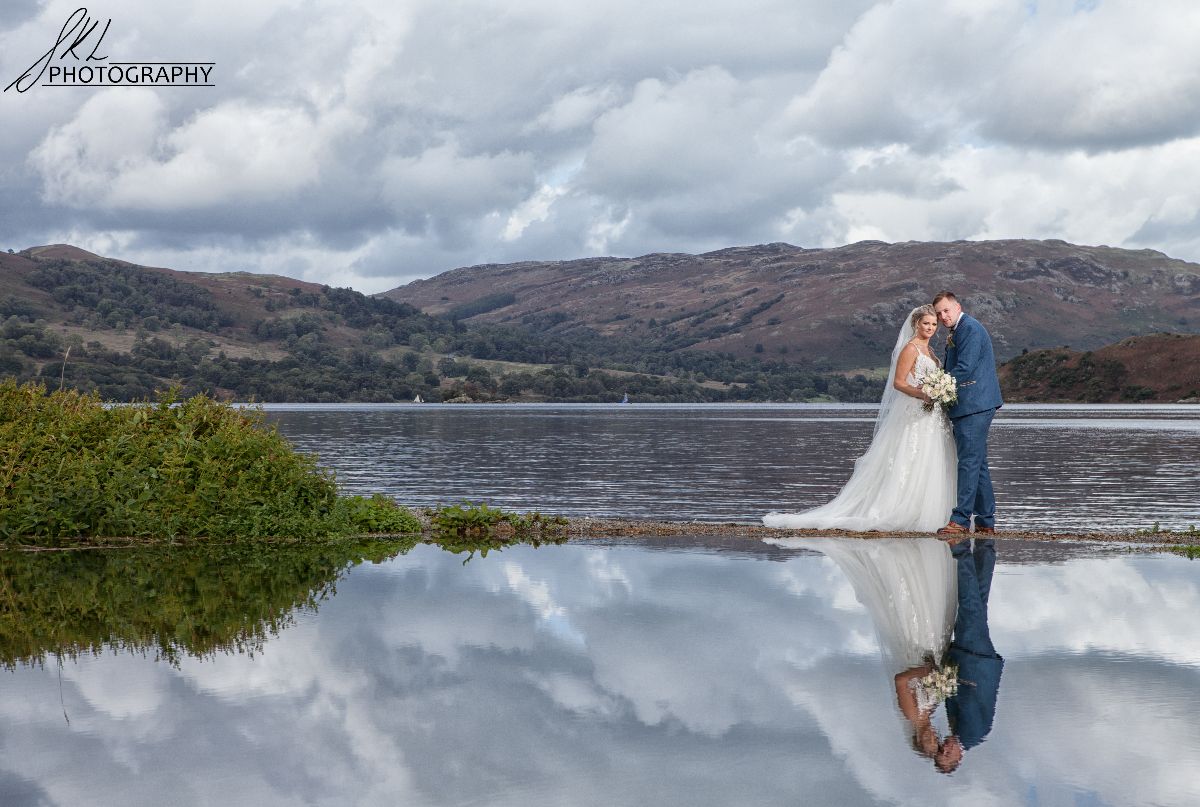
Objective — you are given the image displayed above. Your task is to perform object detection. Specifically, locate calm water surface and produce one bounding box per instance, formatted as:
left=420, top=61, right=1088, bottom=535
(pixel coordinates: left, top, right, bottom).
left=2, top=538, right=1198, bottom=806
left=266, top=403, right=1200, bottom=531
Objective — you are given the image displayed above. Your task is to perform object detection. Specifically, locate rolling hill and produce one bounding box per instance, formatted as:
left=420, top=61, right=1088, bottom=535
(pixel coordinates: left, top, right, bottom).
left=2, top=240, right=1198, bottom=403
left=382, top=239, right=1200, bottom=370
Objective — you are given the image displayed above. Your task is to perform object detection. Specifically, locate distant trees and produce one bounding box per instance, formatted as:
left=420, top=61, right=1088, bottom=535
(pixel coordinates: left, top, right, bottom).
left=28, top=259, right=229, bottom=331
left=1, top=254, right=889, bottom=404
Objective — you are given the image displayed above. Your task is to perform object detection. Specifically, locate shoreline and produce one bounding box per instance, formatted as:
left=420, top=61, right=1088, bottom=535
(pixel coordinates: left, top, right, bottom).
left=563, top=517, right=1197, bottom=545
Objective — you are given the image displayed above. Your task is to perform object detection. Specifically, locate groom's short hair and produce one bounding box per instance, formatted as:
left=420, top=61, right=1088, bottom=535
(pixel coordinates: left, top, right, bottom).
left=932, top=291, right=958, bottom=306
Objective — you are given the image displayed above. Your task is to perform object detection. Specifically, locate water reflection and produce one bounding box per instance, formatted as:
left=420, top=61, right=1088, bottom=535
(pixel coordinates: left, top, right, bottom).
left=943, top=538, right=1003, bottom=767
left=1, top=539, right=1198, bottom=806
left=767, top=537, right=1004, bottom=773
left=0, top=540, right=414, bottom=667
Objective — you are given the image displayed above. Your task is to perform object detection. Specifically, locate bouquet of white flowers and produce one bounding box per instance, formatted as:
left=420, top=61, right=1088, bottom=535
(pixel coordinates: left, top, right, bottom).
left=918, top=662, right=960, bottom=704
left=920, top=368, right=958, bottom=412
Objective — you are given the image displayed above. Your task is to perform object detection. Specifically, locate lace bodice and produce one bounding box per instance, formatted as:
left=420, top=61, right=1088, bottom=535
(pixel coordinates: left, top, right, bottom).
left=908, top=349, right=939, bottom=386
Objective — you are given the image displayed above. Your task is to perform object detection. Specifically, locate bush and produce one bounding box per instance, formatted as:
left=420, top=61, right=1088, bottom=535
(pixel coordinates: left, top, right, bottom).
left=0, top=380, right=393, bottom=543
left=334, top=494, right=422, bottom=534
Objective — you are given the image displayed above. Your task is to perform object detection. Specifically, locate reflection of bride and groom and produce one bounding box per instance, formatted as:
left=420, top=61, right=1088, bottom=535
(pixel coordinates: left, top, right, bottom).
left=764, top=291, right=1005, bottom=770
left=772, top=537, right=1003, bottom=772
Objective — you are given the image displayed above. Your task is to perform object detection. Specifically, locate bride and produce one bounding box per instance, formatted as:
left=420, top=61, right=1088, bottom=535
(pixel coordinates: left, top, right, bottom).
left=763, top=305, right=957, bottom=532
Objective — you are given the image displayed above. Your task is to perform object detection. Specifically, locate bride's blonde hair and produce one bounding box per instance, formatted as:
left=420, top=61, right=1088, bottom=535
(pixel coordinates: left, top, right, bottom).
left=910, top=304, right=936, bottom=330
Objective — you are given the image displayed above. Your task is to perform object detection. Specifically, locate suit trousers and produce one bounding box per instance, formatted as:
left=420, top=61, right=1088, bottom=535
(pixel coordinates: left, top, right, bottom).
left=950, top=408, right=996, bottom=529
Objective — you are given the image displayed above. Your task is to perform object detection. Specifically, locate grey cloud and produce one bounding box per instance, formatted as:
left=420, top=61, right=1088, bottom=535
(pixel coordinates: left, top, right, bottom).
left=978, top=2, right=1200, bottom=152
left=3, top=0, right=1200, bottom=286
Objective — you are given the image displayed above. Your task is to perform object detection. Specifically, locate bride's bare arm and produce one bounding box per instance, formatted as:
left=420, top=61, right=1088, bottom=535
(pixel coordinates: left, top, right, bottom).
left=893, top=345, right=931, bottom=401
left=894, top=665, right=931, bottom=722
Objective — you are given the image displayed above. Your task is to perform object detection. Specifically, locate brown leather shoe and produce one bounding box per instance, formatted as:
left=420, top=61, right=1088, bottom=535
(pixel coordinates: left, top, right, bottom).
left=975, top=526, right=996, bottom=534
left=936, top=522, right=968, bottom=535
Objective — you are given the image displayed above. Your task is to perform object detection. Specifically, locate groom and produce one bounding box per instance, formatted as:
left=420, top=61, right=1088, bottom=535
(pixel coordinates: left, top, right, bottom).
left=932, top=291, right=1003, bottom=535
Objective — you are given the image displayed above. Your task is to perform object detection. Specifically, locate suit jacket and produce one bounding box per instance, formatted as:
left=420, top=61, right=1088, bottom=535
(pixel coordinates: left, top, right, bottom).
left=944, top=313, right=1003, bottom=419
left=945, top=647, right=1003, bottom=750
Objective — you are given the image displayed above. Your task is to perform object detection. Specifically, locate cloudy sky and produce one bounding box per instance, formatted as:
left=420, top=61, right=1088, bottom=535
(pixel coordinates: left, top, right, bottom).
left=2, top=0, right=1199, bottom=293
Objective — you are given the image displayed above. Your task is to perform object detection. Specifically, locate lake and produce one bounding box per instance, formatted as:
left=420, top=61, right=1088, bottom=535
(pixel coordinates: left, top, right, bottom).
left=265, top=403, right=1200, bottom=532
left=3, top=403, right=1198, bottom=806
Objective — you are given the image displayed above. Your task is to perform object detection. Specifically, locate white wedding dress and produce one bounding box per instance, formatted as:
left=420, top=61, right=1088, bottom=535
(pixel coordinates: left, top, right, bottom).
left=763, top=313, right=957, bottom=533
left=766, top=537, right=957, bottom=669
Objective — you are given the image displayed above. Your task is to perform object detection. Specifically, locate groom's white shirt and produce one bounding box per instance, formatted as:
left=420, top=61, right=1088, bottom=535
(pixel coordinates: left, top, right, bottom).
left=953, top=311, right=964, bottom=329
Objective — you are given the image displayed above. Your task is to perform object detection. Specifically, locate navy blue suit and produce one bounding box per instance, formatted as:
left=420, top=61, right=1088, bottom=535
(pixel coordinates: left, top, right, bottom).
left=943, top=314, right=1003, bottom=530
left=946, top=539, right=1003, bottom=750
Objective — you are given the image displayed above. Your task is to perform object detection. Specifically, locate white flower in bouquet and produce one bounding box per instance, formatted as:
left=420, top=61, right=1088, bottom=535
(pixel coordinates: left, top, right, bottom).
left=920, top=368, right=958, bottom=412
left=918, top=663, right=960, bottom=704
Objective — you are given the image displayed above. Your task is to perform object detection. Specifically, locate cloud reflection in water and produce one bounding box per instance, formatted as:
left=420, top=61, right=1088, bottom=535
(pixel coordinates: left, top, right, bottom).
left=0, top=541, right=1198, bottom=806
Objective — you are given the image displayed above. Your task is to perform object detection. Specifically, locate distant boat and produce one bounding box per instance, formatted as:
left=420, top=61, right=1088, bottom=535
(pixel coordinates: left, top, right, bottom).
left=620, top=393, right=630, bottom=404
left=413, top=395, right=424, bottom=403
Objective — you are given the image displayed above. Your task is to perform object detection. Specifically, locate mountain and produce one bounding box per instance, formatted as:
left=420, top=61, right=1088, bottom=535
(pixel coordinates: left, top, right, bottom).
left=5, top=240, right=1198, bottom=403
left=382, top=239, right=1200, bottom=370
left=2, top=245, right=872, bottom=403
left=999, top=333, right=1200, bottom=403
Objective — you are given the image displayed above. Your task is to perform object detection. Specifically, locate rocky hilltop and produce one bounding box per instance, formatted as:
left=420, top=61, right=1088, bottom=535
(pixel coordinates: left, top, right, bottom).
left=1000, top=333, right=1200, bottom=403
left=382, top=239, right=1200, bottom=370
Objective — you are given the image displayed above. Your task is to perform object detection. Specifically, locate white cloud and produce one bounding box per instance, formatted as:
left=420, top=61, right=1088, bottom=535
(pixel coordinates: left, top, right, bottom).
left=29, top=89, right=167, bottom=205
left=527, top=84, right=623, bottom=134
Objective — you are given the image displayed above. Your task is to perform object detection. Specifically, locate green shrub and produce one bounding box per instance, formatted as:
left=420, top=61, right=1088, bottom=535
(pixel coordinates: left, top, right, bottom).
left=430, top=501, right=508, bottom=533
left=334, top=494, right=422, bottom=534
left=0, top=380, right=349, bottom=542
left=428, top=501, right=568, bottom=538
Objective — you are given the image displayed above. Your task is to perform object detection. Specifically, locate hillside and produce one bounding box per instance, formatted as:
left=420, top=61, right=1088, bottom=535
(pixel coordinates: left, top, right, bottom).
left=4, top=241, right=1198, bottom=404
left=999, top=333, right=1200, bottom=403
left=0, top=246, right=872, bottom=403
left=382, top=239, right=1200, bottom=370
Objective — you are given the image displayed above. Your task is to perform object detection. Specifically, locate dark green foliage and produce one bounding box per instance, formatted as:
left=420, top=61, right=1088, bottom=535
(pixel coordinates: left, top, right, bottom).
left=2, top=316, right=63, bottom=358
left=429, top=502, right=567, bottom=536
left=446, top=292, right=517, bottom=320
left=0, top=381, right=344, bottom=542
left=334, top=494, right=423, bottom=534
left=1004, top=348, right=1127, bottom=403
left=0, top=380, right=428, bottom=543
left=28, top=258, right=229, bottom=330
left=429, top=501, right=509, bottom=532
left=0, top=539, right=418, bottom=667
